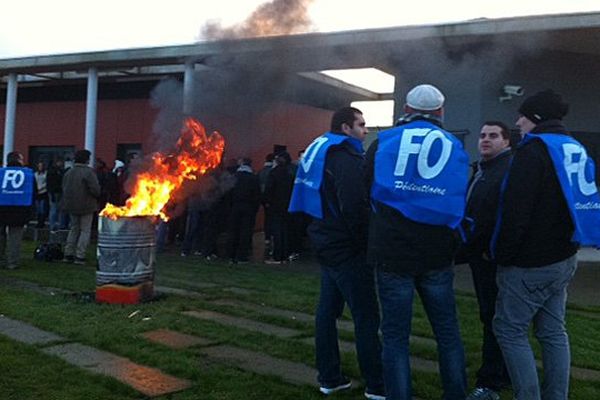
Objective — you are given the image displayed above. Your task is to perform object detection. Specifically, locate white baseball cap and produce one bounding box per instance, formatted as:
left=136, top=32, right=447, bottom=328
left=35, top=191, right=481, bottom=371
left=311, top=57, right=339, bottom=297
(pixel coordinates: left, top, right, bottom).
left=406, top=84, right=445, bottom=111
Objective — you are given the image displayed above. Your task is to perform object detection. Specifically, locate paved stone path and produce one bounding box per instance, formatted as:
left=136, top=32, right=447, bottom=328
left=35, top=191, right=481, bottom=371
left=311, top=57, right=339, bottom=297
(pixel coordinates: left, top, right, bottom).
left=0, top=315, right=64, bottom=345
left=210, top=298, right=437, bottom=347
left=0, top=315, right=191, bottom=397
left=199, top=344, right=320, bottom=386
left=43, top=343, right=191, bottom=397
left=141, top=329, right=217, bottom=349
left=182, top=310, right=302, bottom=338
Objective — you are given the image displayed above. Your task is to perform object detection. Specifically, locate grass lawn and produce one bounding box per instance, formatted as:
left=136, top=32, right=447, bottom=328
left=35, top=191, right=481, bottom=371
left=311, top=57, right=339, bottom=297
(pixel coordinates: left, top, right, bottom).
left=1, top=241, right=599, bottom=399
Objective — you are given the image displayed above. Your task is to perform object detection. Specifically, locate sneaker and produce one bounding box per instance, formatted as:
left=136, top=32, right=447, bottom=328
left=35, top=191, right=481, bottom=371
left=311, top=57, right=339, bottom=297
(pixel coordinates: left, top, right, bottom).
left=288, top=252, right=300, bottom=261
left=180, top=252, right=188, bottom=257
left=319, top=378, right=352, bottom=395
left=364, top=391, right=386, bottom=400
left=466, top=387, right=500, bottom=400
left=62, top=256, right=74, bottom=264
left=74, top=257, right=86, bottom=265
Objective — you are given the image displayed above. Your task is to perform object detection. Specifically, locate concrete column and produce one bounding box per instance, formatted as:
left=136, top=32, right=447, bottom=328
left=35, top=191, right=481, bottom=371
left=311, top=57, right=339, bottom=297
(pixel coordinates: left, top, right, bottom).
left=3, top=73, right=18, bottom=166
left=84, top=67, right=98, bottom=166
left=183, top=62, right=194, bottom=116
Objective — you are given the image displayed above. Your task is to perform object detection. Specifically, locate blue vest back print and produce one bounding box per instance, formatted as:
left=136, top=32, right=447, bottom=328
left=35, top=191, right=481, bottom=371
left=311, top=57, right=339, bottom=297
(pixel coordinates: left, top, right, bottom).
left=288, top=132, right=363, bottom=219
left=371, top=120, right=469, bottom=228
left=523, top=133, right=600, bottom=246
left=0, top=167, right=34, bottom=206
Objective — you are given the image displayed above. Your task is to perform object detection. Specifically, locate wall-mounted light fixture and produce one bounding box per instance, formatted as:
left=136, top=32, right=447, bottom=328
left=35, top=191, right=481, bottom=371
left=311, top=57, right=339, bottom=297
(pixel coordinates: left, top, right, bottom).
left=499, top=85, right=524, bottom=102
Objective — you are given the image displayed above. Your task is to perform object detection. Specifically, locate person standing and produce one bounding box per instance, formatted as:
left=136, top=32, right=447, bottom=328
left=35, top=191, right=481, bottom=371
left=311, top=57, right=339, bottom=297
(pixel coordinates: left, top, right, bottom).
left=0, top=152, right=34, bottom=269
left=289, top=106, right=385, bottom=399
left=62, top=149, right=101, bottom=265
left=464, top=122, right=512, bottom=400
left=34, top=161, right=48, bottom=228
left=227, top=158, right=261, bottom=263
left=263, top=151, right=294, bottom=264
left=492, top=90, right=600, bottom=400
left=47, top=158, right=67, bottom=231
left=366, top=84, right=468, bottom=400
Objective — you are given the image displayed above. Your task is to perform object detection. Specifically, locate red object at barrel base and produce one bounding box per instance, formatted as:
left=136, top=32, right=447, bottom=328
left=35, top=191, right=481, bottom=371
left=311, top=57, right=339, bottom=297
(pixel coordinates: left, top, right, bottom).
left=96, top=282, right=154, bottom=304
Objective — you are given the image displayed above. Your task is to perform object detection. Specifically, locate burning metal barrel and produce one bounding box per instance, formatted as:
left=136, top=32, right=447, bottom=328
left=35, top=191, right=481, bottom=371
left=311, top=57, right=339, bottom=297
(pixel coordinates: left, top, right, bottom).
left=96, top=216, right=156, bottom=304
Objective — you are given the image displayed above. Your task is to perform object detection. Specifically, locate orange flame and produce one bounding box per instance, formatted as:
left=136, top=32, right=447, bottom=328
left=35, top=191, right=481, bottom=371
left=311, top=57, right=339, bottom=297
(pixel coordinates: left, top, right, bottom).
left=100, top=117, right=225, bottom=221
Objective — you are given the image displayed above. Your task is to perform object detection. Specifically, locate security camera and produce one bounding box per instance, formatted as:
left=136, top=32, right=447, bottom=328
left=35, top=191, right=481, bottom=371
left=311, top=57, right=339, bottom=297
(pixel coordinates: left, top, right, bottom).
left=503, top=85, right=524, bottom=96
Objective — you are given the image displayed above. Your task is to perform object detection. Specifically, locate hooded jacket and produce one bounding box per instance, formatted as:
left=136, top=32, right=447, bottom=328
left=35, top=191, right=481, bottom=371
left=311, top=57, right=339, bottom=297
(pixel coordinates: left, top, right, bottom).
left=61, top=163, right=101, bottom=215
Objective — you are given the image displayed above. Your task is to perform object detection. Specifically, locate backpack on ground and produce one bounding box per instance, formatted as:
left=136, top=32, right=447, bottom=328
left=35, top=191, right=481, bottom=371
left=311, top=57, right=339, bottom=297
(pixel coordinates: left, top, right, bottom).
left=33, top=242, right=64, bottom=262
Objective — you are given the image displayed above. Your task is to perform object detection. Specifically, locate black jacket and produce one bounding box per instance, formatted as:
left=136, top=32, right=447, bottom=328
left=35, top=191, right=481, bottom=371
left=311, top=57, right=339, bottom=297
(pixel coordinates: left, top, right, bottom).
left=464, top=149, right=512, bottom=259
left=494, top=120, right=578, bottom=267
left=307, top=135, right=369, bottom=267
left=231, top=169, right=261, bottom=211
left=264, top=164, right=294, bottom=215
left=365, top=117, right=460, bottom=275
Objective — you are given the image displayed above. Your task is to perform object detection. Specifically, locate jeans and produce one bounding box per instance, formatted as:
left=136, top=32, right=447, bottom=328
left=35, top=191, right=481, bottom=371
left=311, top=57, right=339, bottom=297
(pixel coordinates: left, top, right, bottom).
left=64, top=213, right=94, bottom=259
left=315, top=255, right=384, bottom=394
left=493, top=255, right=577, bottom=400
left=469, top=257, right=510, bottom=391
left=377, top=267, right=467, bottom=400
left=48, top=193, right=68, bottom=230
left=35, top=195, right=49, bottom=227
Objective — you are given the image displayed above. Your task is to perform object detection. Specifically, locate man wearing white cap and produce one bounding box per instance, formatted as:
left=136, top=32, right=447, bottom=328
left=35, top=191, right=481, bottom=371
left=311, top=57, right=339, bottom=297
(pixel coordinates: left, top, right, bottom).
left=365, top=84, right=469, bottom=399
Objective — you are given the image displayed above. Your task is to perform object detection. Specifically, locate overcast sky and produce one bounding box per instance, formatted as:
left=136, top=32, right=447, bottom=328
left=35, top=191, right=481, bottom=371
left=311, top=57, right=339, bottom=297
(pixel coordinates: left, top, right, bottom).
left=0, top=0, right=599, bottom=59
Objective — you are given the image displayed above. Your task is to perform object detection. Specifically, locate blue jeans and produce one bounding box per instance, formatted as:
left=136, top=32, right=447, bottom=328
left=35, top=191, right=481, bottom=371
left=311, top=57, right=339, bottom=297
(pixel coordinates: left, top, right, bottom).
left=493, top=255, right=577, bottom=400
left=377, top=267, right=466, bottom=400
left=315, top=255, right=384, bottom=394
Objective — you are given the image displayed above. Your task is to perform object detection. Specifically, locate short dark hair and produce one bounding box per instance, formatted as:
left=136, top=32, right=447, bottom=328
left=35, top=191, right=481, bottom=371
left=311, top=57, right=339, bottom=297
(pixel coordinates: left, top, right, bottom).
left=330, top=107, right=362, bottom=132
left=241, top=157, right=252, bottom=166
left=265, top=153, right=274, bottom=162
left=6, top=151, right=23, bottom=166
left=74, top=149, right=91, bottom=164
left=482, top=120, right=510, bottom=140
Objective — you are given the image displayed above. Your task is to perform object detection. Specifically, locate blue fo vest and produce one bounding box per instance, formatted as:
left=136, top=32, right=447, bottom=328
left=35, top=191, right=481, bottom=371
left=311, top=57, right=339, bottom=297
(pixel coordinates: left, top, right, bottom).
left=0, top=167, right=34, bottom=206
left=371, top=120, right=469, bottom=228
left=288, top=132, right=363, bottom=219
left=522, top=133, right=600, bottom=246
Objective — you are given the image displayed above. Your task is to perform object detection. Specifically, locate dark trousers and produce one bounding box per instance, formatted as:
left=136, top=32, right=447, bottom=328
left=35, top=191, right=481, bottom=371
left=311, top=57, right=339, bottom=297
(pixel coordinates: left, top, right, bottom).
left=315, top=255, right=384, bottom=394
left=227, top=205, right=257, bottom=261
left=270, top=212, right=289, bottom=261
left=470, top=257, right=511, bottom=391
left=182, top=210, right=204, bottom=254
left=202, top=208, right=220, bottom=257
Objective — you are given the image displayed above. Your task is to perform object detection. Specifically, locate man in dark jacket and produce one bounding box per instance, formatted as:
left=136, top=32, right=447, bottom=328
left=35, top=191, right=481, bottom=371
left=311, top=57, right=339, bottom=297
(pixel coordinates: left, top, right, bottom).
left=0, top=151, right=34, bottom=269
left=47, top=157, right=68, bottom=231
left=464, top=121, right=512, bottom=400
left=62, top=149, right=101, bottom=265
left=492, top=90, right=600, bottom=400
left=289, top=107, right=384, bottom=399
left=227, top=158, right=261, bottom=263
left=263, top=151, right=294, bottom=264
left=366, top=84, right=468, bottom=400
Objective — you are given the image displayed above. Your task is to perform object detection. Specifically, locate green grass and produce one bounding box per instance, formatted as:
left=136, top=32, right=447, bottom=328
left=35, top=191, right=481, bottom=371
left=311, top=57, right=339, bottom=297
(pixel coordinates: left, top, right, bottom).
left=1, top=241, right=600, bottom=399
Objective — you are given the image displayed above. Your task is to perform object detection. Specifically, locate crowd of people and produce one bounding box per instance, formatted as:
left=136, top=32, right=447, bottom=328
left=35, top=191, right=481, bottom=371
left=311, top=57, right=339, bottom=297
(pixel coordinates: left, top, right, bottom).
left=290, top=85, right=600, bottom=400
left=1, top=83, right=599, bottom=400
